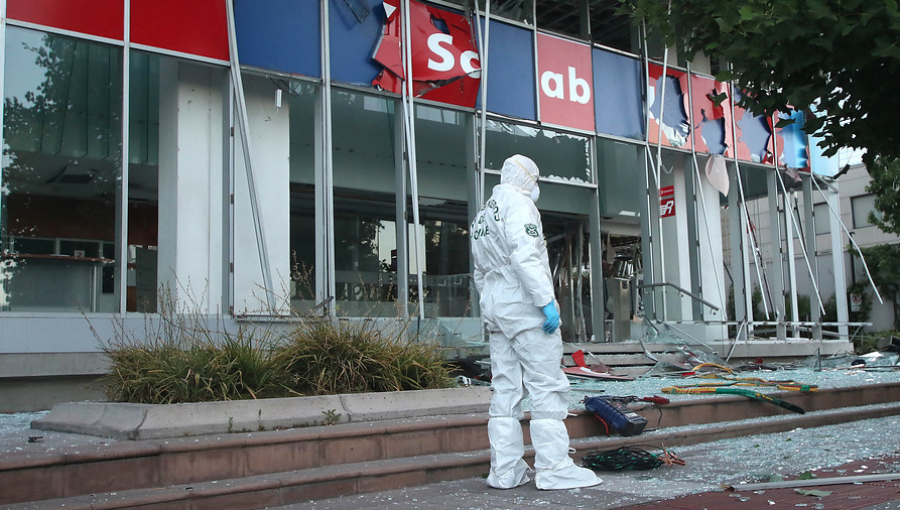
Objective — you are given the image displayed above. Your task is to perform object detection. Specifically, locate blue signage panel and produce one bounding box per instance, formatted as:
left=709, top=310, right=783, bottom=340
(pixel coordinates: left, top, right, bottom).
left=593, top=49, right=644, bottom=140
left=777, top=110, right=809, bottom=169
left=479, top=19, right=536, bottom=121
left=329, top=0, right=385, bottom=87
left=234, top=0, right=321, bottom=78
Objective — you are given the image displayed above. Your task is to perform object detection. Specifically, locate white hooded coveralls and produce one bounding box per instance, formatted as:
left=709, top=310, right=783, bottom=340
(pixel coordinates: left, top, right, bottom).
left=470, top=155, right=602, bottom=491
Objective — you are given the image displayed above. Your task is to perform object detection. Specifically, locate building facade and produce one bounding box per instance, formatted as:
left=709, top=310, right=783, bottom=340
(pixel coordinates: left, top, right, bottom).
left=0, top=0, right=859, bottom=410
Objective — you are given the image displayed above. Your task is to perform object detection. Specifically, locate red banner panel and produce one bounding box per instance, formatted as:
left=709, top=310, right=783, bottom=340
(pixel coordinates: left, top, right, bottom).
left=536, top=33, right=594, bottom=132
left=130, top=0, right=229, bottom=61
left=8, top=0, right=124, bottom=40
left=371, top=0, right=481, bottom=108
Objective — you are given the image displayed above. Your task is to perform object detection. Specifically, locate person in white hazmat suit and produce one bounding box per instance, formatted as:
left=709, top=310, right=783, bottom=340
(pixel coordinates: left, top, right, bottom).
left=470, top=154, right=603, bottom=491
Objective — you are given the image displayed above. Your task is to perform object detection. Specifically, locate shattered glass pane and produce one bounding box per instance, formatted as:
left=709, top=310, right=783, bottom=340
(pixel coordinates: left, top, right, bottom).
left=483, top=119, right=592, bottom=184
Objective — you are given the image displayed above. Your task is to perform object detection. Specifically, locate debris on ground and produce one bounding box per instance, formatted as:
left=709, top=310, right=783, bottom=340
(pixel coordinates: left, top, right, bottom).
left=581, top=445, right=685, bottom=471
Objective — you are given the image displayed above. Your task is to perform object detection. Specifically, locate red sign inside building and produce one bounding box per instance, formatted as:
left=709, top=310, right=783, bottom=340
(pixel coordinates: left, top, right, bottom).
left=659, top=185, right=675, bottom=218
left=536, top=33, right=594, bottom=132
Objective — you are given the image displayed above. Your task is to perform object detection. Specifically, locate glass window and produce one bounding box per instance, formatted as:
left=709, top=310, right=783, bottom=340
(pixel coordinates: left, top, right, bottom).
left=127, top=51, right=160, bottom=312
left=851, top=194, right=882, bottom=229
left=415, top=103, right=472, bottom=317
left=285, top=79, right=317, bottom=313
left=332, top=89, right=400, bottom=317
left=483, top=119, right=591, bottom=184
left=596, top=138, right=644, bottom=221
left=2, top=27, right=122, bottom=312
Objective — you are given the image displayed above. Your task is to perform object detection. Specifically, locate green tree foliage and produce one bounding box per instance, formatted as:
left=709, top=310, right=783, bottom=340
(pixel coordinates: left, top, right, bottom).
left=625, top=0, right=900, bottom=163
left=855, top=244, right=900, bottom=331
left=866, top=156, right=900, bottom=236
left=860, top=156, right=900, bottom=332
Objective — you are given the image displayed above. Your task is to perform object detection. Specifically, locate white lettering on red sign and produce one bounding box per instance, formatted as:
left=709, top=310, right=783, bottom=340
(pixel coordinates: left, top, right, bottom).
left=660, top=186, right=675, bottom=217
left=660, top=198, right=675, bottom=217
left=536, top=33, right=594, bottom=131
left=539, top=67, right=591, bottom=104
left=427, top=33, right=480, bottom=75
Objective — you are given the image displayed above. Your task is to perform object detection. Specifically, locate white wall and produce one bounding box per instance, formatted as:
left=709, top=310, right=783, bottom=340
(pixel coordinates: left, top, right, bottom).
left=233, top=75, right=291, bottom=315
left=157, top=61, right=227, bottom=314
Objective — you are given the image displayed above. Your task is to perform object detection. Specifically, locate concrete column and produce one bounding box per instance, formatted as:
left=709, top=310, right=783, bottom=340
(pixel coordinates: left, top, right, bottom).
left=766, top=169, right=787, bottom=339
left=802, top=176, right=822, bottom=339
left=589, top=180, right=606, bottom=342
left=232, top=75, right=290, bottom=315
left=684, top=157, right=702, bottom=321
left=659, top=161, right=693, bottom=321
left=784, top=191, right=800, bottom=337
left=695, top=160, right=727, bottom=333
left=157, top=60, right=226, bottom=314
left=827, top=183, right=849, bottom=339
left=728, top=167, right=747, bottom=330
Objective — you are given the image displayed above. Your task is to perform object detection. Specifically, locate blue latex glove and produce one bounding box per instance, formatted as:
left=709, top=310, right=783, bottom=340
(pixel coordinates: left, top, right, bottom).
left=542, top=302, right=560, bottom=334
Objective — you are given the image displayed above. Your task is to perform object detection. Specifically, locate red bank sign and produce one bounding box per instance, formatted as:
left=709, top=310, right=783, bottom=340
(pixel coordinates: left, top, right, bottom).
left=536, top=33, right=594, bottom=131
left=372, top=0, right=481, bottom=107
left=659, top=185, right=675, bottom=218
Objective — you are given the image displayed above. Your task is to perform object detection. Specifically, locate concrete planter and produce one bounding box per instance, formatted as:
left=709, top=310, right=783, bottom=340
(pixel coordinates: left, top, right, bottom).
left=32, top=386, right=493, bottom=440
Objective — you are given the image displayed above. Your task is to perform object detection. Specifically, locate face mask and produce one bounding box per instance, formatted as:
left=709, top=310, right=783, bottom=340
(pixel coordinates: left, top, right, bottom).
left=529, top=184, right=541, bottom=203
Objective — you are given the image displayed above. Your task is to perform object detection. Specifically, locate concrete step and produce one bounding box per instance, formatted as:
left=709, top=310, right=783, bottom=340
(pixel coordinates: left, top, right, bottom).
left=8, top=399, right=900, bottom=510
left=3, top=382, right=900, bottom=508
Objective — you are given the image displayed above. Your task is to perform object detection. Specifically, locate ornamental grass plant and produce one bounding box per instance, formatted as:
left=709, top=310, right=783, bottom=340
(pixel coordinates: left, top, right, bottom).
left=273, top=319, right=454, bottom=395
left=98, top=288, right=454, bottom=404
left=102, top=329, right=292, bottom=404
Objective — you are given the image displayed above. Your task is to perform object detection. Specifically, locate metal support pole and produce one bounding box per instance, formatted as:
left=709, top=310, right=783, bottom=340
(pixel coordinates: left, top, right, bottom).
left=783, top=187, right=800, bottom=337
left=728, top=171, right=748, bottom=331
left=394, top=100, right=409, bottom=316
left=225, top=0, right=276, bottom=311
left=401, top=0, right=425, bottom=321
left=684, top=63, right=728, bottom=321
left=639, top=21, right=657, bottom=322
left=727, top=86, right=772, bottom=320
left=766, top=170, right=787, bottom=339
left=117, top=0, right=130, bottom=313
left=319, top=0, right=336, bottom=315
left=473, top=0, right=490, bottom=206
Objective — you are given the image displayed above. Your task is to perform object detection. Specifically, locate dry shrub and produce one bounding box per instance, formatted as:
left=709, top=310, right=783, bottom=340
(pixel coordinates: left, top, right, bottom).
left=274, top=320, right=454, bottom=395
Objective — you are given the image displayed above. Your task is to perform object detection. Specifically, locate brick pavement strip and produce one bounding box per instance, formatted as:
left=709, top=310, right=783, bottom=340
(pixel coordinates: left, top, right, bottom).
left=621, top=456, right=900, bottom=510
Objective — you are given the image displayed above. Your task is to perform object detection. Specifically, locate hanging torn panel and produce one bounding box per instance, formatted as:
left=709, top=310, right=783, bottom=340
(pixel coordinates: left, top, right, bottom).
left=775, top=109, right=811, bottom=172
left=371, top=0, right=481, bottom=108
left=689, top=75, right=731, bottom=156
left=647, top=63, right=691, bottom=149
left=732, top=87, right=775, bottom=165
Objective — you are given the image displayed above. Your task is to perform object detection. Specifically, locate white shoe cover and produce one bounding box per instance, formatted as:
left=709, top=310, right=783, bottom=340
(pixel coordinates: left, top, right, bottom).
left=486, top=417, right=531, bottom=489
left=530, top=419, right=603, bottom=490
